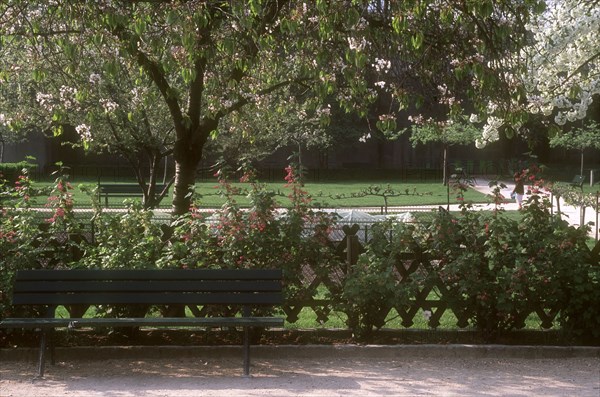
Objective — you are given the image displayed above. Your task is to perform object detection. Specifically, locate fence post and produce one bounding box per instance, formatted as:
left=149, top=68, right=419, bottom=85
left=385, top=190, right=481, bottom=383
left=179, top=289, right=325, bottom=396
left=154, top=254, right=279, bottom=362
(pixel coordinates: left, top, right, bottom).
left=346, top=233, right=359, bottom=268
left=343, top=224, right=360, bottom=268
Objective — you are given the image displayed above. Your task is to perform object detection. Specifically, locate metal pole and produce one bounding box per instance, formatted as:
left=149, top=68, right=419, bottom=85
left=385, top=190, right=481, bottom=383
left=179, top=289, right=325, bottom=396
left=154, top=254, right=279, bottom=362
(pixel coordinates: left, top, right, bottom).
left=595, top=190, right=600, bottom=241
left=37, top=330, right=47, bottom=378
left=242, top=306, right=250, bottom=377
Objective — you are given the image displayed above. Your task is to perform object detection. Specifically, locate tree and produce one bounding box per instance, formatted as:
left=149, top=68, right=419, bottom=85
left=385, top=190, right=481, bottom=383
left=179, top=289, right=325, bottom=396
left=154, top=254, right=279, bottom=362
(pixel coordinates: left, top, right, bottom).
left=353, top=0, right=547, bottom=152
left=477, top=0, right=600, bottom=147
left=0, top=1, right=546, bottom=214
left=549, top=121, right=600, bottom=176
left=2, top=1, right=390, bottom=214
left=213, top=89, right=332, bottom=174
left=406, top=114, right=480, bottom=185
left=523, top=0, right=600, bottom=126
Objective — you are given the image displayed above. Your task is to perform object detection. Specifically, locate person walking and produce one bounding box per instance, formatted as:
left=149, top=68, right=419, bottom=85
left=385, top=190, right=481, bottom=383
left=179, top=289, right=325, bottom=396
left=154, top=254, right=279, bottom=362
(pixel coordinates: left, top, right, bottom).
left=512, top=172, right=525, bottom=209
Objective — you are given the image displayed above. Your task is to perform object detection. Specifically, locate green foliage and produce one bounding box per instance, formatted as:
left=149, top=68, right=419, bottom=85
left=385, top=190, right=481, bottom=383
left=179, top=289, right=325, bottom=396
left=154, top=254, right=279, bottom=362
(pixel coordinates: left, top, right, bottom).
left=0, top=159, right=37, bottom=183
left=80, top=202, right=165, bottom=270
left=0, top=1, right=548, bottom=214
left=408, top=116, right=480, bottom=148
left=1, top=164, right=597, bottom=342
left=549, top=121, right=600, bottom=175
left=420, top=182, right=593, bottom=338
left=158, top=163, right=339, bottom=283
left=0, top=168, right=90, bottom=318
left=340, top=221, right=420, bottom=340
left=549, top=122, right=600, bottom=151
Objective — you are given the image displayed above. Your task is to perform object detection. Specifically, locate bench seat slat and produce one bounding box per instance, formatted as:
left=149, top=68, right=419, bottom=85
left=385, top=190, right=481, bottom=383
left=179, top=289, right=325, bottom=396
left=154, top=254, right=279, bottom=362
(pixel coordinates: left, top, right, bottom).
left=12, top=292, right=283, bottom=306
left=14, top=280, right=282, bottom=293
left=15, top=269, right=283, bottom=281
left=0, top=317, right=284, bottom=329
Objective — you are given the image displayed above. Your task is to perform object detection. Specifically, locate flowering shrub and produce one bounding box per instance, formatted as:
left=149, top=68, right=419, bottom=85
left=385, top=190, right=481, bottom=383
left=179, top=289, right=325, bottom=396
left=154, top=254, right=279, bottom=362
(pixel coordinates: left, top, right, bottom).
left=340, top=220, right=419, bottom=339
left=80, top=201, right=165, bottom=270
left=0, top=164, right=598, bottom=343
left=159, top=165, right=339, bottom=299
left=0, top=167, right=90, bottom=318
left=418, top=177, right=592, bottom=337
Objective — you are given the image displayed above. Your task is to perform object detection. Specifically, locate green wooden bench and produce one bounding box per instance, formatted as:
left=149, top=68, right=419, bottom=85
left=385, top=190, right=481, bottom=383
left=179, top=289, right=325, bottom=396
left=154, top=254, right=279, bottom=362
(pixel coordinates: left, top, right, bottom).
left=0, top=269, right=284, bottom=378
left=570, top=175, right=586, bottom=189
left=97, top=183, right=168, bottom=207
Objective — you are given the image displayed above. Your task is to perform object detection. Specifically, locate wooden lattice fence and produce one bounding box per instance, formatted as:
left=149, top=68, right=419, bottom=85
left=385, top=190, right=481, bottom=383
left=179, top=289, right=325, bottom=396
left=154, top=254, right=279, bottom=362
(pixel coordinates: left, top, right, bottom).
left=281, top=222, right=600, bottom=331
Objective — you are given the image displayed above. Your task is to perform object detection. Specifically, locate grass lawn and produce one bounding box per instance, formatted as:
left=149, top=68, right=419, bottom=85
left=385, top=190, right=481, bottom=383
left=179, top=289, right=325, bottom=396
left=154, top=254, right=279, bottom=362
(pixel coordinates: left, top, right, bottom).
left=26, top=179, right=491, bottom=209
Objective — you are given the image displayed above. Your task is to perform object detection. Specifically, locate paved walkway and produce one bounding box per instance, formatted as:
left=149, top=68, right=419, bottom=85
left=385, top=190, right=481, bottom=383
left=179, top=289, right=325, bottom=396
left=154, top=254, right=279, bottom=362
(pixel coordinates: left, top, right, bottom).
left=468, top=177, right=599, bottom=238
left=1, top=345, right=599, bottom=397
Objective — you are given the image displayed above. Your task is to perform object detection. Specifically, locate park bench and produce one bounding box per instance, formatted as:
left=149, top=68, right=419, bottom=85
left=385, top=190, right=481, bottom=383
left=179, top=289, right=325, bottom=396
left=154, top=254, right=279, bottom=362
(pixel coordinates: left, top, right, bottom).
left=569, top=175, right=585, bottom=189
left=97, top=183, right=168, bottom=207
left=0, top=269, right=284, bottom=378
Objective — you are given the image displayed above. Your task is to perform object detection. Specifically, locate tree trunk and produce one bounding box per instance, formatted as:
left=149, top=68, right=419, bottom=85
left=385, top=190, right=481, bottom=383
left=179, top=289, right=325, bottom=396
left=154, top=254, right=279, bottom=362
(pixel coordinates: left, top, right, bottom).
left=442, top=146, right=448, bottom=185
left=144, top=153, right=163, bottom=209
left=172, top=159, right=198, bottom=216
left=171, top=124, right=211, bottom=215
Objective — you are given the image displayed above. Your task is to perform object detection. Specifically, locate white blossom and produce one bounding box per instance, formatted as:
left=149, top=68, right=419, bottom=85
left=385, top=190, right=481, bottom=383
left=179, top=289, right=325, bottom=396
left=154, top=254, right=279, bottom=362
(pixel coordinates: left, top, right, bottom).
left=422, top=310, right=432, bottom=321
left=476, top=116, right=504, bottom=148
left=100, top=99, right=119, bottom=113
left=0, top=113, right=10, bottom=126
left=358, top=132, right=371, bottom=143
left=75, top=124, right=92, bottom=141
left=59, top=85, right=78, bottom=109
left=89, top=73, right=102, bottom=85
left=372, top=58, right=391, bottom=72
left=347, top=37, right=367, bottom=51
left=521, top=1, right=600, bottom=122
left=36, top=92, right=54, bottom=112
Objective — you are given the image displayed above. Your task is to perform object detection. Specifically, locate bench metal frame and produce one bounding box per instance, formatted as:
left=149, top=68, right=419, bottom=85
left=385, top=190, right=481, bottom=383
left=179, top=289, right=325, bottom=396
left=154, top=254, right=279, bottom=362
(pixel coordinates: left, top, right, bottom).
left=97, top=183, right=168, bottom=207
left=570, top=175, right=586, bottom=189
left=0, top=269, right=284, bottom=378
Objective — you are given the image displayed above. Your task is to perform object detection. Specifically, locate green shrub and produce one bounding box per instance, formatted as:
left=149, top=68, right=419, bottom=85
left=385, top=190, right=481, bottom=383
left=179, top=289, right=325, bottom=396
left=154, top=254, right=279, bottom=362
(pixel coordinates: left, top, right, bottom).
left=0, top=160, right=37, bottom=183
left=0, top=168, right=89, bottom=318
left=420, top=186, right=592, bottom=339
left=1, top=163, right=598, bottom=342
left=340, top=220, right=420, bottom=340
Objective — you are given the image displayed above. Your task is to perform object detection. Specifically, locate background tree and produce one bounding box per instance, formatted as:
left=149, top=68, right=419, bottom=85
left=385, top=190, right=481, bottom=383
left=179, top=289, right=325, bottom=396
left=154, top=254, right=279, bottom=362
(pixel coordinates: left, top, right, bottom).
left=2, top=1, right=385, bottom=214
left=406, top=114, right=480, bottom=185
left=549, top=121, right=600, bottom=177
left=523, top=0, right=600, bottom=127
left=212, top=90, right=332, bottom=174
left=362, top=0, right=545, bottom=146
left=478, top=0, right=600, bottom=147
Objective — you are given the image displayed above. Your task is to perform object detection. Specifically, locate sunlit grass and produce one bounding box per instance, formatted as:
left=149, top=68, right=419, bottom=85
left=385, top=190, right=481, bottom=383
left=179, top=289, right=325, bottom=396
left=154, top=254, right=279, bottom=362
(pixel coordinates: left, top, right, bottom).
left=27, top=179, right=491, bottom=209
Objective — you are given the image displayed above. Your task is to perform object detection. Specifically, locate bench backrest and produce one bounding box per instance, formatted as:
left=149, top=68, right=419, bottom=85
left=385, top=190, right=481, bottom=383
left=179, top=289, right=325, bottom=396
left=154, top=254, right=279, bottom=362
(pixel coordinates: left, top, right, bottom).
left=571, top=175, right=585, bottom=186
left=98, top=184, right=168, bottom=194
left=11, top=269, right=283, bottom=307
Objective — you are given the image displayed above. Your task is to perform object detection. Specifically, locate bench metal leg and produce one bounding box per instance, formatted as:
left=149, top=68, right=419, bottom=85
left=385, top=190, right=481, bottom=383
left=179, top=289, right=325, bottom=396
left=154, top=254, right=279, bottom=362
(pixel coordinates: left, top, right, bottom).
left=37, top=330, right=47, bottom=378
left=243, top=326, right=250, bottom=377
left=49, top=329, right=56, bottom=366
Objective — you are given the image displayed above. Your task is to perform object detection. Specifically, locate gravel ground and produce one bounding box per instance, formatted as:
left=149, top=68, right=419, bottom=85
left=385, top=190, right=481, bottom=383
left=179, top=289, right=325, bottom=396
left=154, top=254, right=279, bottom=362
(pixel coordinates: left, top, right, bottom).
left=1, top=345, right=599, bottom=397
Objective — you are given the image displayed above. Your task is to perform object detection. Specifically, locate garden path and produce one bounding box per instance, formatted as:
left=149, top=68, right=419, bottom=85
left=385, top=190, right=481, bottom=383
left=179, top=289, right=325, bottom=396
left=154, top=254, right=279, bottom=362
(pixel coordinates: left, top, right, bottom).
left=469, top=177, right=599, bottom=239
left=1, top=345, right=599, bottom=397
